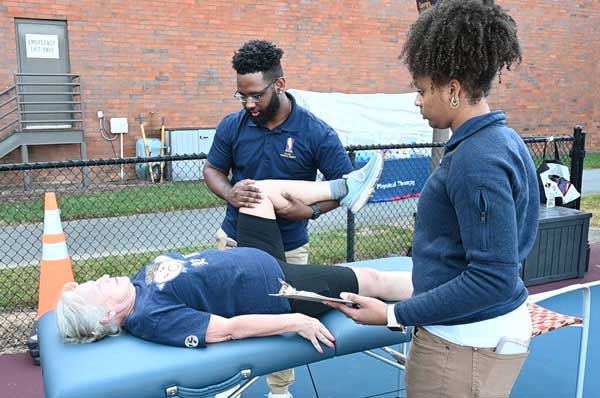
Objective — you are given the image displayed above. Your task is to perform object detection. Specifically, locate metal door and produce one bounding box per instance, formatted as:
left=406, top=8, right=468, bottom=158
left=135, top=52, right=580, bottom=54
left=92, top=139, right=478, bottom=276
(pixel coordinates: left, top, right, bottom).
left=15, top=19, right=72, bottom=129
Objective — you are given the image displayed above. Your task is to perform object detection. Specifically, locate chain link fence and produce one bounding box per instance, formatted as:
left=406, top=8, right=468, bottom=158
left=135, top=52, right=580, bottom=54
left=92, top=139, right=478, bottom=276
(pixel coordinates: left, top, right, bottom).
left=0, top=131, right=585, bottom=352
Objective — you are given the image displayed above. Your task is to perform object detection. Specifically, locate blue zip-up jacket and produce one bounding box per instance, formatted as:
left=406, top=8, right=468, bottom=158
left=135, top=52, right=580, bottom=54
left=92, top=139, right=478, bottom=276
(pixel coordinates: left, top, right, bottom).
left=394, top=111, right=540, bottom=326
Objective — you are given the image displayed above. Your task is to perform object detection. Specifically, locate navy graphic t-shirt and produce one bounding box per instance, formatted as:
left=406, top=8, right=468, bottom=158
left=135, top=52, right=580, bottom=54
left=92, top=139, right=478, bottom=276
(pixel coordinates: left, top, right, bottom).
left=124, top=247, right=290, bottom=348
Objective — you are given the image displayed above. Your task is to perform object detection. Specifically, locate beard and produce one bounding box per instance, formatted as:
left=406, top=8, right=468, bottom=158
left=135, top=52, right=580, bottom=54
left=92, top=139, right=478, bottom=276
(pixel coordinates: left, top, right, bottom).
left=246, top=90, right=280, bottom=126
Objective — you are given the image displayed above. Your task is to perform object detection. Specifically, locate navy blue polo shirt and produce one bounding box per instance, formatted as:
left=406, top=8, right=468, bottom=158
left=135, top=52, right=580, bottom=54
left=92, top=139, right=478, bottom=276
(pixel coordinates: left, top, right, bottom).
left=208, top=93, right=352, bottom=251
left=125, top=248, right=290, bottom=348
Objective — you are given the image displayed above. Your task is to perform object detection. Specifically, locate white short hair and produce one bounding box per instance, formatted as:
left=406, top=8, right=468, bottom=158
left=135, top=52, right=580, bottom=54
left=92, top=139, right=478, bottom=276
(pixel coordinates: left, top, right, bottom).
left=56, top=290, right=121, bottom=344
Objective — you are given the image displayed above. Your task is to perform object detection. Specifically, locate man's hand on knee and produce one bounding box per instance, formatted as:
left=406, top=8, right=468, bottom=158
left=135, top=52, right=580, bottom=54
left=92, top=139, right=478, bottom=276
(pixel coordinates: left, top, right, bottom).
left=275, top=193, right=313, bottom=221
left=226, top=179, right=263, bottom=208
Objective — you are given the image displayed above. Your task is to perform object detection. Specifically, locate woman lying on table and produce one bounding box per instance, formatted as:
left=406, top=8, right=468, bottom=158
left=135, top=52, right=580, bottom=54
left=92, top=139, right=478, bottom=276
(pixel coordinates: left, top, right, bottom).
left=57, top=152, right=413, bottom=353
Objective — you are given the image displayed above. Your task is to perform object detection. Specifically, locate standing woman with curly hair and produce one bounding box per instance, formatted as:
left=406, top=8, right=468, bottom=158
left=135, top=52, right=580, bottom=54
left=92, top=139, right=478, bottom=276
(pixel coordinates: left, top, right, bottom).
left=328, top=1, right=540, bottom=397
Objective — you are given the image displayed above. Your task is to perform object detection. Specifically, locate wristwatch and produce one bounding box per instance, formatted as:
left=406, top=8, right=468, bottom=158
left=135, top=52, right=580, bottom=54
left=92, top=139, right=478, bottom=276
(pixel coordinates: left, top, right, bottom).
left=310, top=203, right=321, bottom=220
left=387, top=304, right=407, bottom=332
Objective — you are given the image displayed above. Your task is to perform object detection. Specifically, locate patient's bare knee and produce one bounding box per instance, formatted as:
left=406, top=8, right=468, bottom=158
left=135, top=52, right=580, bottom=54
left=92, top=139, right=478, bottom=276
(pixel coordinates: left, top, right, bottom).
left=253, top=180, right=288, bottom=210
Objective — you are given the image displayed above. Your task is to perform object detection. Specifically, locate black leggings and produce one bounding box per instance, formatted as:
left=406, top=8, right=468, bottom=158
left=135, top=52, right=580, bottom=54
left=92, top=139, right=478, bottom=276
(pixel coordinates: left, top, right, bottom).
left=236, top=213, right=359, bottom=317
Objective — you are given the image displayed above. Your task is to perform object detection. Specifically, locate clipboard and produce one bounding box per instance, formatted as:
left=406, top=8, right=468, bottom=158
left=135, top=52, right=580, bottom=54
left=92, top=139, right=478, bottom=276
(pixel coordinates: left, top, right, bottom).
left=269, top=278, right=355, bottom=305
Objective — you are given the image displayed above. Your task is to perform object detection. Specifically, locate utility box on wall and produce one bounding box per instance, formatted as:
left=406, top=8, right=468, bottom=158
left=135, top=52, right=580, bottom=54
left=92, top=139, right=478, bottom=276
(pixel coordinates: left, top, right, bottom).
left=522, top=206, right=592, bottom=286
left=167, top=129, right=215, bottom=181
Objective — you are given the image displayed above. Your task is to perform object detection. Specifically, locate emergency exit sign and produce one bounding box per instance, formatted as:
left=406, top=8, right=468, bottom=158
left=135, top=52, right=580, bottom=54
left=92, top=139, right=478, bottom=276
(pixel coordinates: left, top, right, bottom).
left=25, top=34, right=59, bottom=59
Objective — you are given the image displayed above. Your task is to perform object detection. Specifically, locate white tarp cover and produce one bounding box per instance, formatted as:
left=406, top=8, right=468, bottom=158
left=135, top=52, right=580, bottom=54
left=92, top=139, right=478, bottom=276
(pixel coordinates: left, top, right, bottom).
left=288, top=89, right=433, bottom=146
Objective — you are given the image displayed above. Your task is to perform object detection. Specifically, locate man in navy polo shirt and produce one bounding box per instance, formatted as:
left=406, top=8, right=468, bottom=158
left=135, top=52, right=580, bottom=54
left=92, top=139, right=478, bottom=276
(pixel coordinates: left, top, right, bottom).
left=203, top=40, right=352, bottom=398
left=204, top=40, right=352, bottom=263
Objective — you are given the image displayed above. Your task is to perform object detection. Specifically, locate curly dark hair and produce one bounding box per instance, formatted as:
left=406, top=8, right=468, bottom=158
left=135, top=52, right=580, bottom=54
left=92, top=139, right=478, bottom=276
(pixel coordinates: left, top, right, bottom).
left=232, top=40, right=284, bottom=81
left=400, top=0, right=521, bottom=102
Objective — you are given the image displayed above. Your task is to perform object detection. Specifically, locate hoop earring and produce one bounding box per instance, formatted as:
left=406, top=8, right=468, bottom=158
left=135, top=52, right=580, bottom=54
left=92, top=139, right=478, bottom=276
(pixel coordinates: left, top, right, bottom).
left=450, top=96, right=460, bottom=109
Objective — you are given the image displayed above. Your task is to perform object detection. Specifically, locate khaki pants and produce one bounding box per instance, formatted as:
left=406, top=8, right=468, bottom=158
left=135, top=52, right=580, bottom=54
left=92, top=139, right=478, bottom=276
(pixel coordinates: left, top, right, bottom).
left=215, top=228, right=310, bottom=394
left=405, top=327, right=529, bottom=398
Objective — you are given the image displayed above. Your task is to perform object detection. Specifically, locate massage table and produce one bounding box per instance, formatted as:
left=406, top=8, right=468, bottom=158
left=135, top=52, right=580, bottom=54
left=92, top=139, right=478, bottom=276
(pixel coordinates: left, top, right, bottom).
left=37, top=192, right=412, bottom=398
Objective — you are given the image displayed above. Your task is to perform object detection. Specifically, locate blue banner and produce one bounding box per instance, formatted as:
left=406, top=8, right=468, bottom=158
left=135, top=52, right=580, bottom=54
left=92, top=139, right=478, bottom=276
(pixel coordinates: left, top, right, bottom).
left=357, top=156, right=431, bottom=203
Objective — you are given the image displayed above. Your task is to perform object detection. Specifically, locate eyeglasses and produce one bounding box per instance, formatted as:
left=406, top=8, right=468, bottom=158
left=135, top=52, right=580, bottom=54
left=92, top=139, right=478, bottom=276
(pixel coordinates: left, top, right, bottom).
left=233, top=80, right=277, bottom=104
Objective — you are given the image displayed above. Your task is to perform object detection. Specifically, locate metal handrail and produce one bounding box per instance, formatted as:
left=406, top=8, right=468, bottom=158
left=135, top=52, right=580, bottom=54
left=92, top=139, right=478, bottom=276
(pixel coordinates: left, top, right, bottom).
left=0, top=119, right=18, bottom=132
left=13, top=73, right=84, bottom=131
left=0, top=85, right=17, bottom=138
left=15, top=73, right=80, bottom=77
left=16, top=82, right=80, bottom=86
left=0, top=85, right=16, bottom=97
left=20, top=110, right=82, bottom=114
left=0, top=97, right=17, bottom=108
left=0, top=107, right=18, bottom=119
left=21, top=119, right=83, bottom=124
left=19, top=101, right=81, bottom=105
left=16, top=92, right=81, bottom=95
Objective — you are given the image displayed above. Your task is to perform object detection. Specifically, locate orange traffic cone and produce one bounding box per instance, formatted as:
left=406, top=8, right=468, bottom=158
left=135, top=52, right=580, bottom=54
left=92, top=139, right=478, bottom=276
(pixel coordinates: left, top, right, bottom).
left=36, top=192, right=74, bottom=320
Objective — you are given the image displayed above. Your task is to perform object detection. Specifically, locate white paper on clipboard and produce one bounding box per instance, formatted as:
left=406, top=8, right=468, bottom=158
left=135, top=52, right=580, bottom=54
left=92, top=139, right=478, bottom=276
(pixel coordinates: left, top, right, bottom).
left=269, top=278, right=355, bottom=305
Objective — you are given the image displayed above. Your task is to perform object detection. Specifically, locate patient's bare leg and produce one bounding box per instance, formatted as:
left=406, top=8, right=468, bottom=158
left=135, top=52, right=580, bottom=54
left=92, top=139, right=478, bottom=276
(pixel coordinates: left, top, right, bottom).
left=352, top=267, right=413, bottom=301
left=239, top=185, right=412, bottom=300
left=253, top=180, right=333, bottom=210
left=241, top=179, right=334, bottom=219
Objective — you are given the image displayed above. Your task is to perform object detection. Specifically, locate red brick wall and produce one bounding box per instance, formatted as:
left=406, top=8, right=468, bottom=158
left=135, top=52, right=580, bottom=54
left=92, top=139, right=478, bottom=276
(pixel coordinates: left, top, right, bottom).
left=0, top=0, right=598, bottom=162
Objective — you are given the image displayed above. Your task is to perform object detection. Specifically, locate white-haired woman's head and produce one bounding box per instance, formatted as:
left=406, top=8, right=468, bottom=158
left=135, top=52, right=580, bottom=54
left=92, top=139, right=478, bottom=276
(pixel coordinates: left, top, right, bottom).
left=56, top=276, right=136, bottom=344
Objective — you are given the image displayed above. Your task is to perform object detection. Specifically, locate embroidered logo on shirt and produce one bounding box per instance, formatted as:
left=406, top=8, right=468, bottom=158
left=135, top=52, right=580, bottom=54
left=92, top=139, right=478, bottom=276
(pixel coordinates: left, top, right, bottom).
left=184, top=335, right=199, bottom=348
left=280, top=137, right=297, bottom=159
left=189, top=258, right=208, bottom=267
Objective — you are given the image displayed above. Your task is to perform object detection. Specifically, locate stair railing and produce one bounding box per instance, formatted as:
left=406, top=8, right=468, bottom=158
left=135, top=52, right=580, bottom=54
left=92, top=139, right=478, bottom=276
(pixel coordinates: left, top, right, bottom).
left=0, top=84, right=18, bottom=140
left=14, top=73, right=84, bottom=131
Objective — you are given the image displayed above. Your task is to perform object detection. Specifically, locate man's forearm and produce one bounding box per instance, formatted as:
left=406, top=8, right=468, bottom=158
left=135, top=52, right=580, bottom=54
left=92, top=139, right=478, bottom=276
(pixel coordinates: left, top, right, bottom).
left=203, top=163, right=231, bottom=201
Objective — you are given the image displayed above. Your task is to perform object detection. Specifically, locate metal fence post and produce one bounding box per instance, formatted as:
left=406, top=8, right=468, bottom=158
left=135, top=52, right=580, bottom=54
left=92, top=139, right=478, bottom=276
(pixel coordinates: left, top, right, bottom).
left=14, top=74, right=32, bottom=190
left=430, top=128, right=449, bottom=172
left=80, top=141, right=89, bottom=189
left=20, top=144, right=31, bottom=191
left=569, top=125, right=586, bottom=210
left=346, top=151, right=356, bottom=263
left=78, top=76, right=89, bottom=189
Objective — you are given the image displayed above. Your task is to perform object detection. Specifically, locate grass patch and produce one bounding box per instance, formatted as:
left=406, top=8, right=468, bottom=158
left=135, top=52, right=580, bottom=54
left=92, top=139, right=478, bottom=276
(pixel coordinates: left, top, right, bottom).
left=0, top=224, right=413, bottom=309
left=584, top=152, right=600, bottom=169
left=310, top=224, right=413, bottom=264
left=0, top=182, right=224, bottom=225
left=582, top=193, right=600, bottom=228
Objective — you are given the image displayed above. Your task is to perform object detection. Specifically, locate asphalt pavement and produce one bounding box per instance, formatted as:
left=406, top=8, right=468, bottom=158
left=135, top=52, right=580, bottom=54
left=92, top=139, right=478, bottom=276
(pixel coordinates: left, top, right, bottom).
left=1, top=170, right=598, bottom=268
left=0, top=199, right=417, bottom=269
left=582, top=168, right=600, bottom=195
left=582, top=169, right=600, bottom=242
